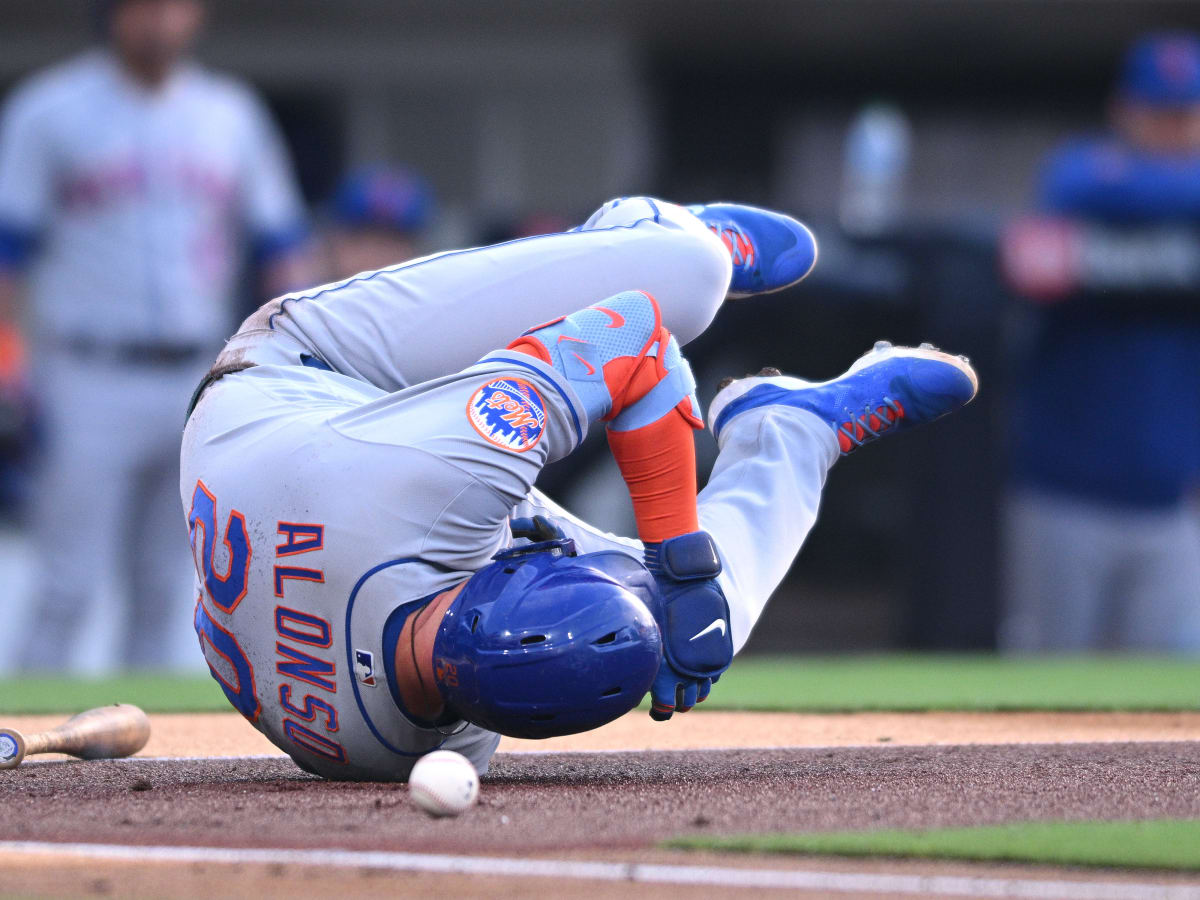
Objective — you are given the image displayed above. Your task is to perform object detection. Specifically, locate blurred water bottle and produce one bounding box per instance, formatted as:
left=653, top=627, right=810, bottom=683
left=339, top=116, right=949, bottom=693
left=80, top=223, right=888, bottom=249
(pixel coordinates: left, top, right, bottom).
left=840, top=103, right=912, bottom=236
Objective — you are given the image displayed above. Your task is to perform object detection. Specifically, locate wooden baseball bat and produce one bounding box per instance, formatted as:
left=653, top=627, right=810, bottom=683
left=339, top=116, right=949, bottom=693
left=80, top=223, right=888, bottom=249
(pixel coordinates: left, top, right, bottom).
left=0, top=704, right=151, bottom=770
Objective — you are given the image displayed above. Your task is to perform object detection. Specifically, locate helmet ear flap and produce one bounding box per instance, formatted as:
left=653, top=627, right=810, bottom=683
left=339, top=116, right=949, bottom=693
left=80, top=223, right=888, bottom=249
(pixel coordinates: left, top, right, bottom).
left=432, top=549, right=661, bottom=739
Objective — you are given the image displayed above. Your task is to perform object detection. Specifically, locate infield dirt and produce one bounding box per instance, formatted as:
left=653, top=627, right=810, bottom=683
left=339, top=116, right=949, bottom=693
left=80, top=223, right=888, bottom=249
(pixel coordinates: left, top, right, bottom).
left=5, top=744, right=1200, bottom=852
left=3, top=712, right=1200, bottom=898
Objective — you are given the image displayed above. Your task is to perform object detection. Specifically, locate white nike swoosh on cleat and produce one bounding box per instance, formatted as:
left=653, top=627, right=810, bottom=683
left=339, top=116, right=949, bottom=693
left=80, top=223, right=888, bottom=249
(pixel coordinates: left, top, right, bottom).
left=689, top=619, right=727, bottom=641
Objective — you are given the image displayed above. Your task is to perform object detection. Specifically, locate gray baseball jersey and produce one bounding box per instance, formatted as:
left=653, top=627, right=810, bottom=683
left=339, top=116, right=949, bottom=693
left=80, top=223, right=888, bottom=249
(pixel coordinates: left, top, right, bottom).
left=183, top=334, right=583, bottom=779
left=181, top=197, right=839, bottom=779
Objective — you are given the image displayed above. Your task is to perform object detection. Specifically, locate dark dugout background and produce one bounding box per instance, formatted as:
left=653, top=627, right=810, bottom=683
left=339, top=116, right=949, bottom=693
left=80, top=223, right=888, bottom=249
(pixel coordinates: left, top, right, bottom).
left=3, top=0, right=1197, bottom=651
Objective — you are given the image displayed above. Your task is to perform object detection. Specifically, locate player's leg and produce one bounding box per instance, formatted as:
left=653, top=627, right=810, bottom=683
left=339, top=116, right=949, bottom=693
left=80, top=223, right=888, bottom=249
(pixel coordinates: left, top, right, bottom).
left=695, top=405, right=837, bottom=653
left=124, top=365, right=210, bottom=670
left=21, top=456, right=125, bottom=672
left=515, top=342, right=979, bottom=656
left=262, top=197, right=729, bottom=392
left=698, top=344, right=979, bottom=653
left=260, top=198, right=812, bottom=394
left=124, top=451, right=197, bottom=670
left=997, top=490, right=1113, bottom=651
left=18, top=354, right=127, bottom=672
left=1113, top=503, right=1200, bottom=652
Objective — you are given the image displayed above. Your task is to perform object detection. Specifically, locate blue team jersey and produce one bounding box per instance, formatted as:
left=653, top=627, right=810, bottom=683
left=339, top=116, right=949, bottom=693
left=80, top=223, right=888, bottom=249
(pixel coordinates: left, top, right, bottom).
left=1011, top=136, right=1200, bottom=507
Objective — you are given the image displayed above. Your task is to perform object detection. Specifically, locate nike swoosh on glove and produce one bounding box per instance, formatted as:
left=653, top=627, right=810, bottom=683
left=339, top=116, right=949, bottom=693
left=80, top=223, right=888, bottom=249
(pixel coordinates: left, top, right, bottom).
left=643, top=531, right=733, bottom=721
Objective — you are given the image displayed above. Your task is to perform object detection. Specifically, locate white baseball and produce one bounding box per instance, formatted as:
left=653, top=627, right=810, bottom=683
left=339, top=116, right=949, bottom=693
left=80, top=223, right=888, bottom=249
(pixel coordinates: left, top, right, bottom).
left=409, top=750, right=480, bottom=817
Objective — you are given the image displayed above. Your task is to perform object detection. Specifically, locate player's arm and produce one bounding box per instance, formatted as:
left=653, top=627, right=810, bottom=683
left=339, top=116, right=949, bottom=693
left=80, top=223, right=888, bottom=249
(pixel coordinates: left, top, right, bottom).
left=608, top=391, right=733, bottom=721
left=508, top=292, right=733, bottom=721
left=596, top=324, right=734, bottom=721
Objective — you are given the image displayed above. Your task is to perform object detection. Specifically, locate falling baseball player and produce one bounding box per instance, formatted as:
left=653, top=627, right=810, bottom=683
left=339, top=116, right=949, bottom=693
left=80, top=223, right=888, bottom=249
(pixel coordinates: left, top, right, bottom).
left=182, top=197, right=978, bottom=780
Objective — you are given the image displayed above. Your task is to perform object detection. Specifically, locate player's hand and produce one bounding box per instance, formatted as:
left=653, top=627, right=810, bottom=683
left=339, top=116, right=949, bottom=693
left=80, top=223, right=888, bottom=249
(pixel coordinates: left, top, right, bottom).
left=643, top=531, right=732, bottom=721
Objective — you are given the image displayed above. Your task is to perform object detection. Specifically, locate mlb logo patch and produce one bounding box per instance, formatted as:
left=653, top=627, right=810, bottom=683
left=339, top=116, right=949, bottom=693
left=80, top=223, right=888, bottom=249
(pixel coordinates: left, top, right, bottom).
left=354, top=649, right=377, bottom=687
left=467, top=377, right=547, bottom=453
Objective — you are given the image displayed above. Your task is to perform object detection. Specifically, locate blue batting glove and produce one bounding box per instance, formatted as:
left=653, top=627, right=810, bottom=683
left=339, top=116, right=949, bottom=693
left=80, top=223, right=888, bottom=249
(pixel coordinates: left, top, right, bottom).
left=643, top=531, right=733, bottom=721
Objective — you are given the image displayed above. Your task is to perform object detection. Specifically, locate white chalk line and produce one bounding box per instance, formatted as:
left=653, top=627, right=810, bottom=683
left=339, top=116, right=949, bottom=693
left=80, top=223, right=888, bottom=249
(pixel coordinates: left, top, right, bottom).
left=1, top=840, right=1197, bottom=899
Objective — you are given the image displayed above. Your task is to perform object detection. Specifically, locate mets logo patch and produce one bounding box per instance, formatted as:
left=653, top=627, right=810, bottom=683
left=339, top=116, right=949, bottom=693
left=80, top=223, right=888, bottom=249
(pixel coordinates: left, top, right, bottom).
left=467, top=377, right=547, bottom=453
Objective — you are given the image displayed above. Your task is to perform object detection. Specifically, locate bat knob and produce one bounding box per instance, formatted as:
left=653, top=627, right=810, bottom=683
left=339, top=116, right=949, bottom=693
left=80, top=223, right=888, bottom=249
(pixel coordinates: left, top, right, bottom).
left=0, top=729, right=26, bottom=770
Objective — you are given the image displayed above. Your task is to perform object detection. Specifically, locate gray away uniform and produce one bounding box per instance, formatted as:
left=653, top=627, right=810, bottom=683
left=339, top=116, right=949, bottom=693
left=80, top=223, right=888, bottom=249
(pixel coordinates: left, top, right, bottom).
left=181, top=198, right=839, bottom=779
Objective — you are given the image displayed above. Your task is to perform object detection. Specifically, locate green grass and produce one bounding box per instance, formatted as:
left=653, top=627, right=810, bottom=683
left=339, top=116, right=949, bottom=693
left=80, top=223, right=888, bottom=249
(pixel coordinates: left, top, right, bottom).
left=0, top=674, right=227, bottom=714
left=680, top=654, right=1200, bottom=712
left=3, top=654, right=1200, bottom=715
left=667, top=819, right=1200, bottom=870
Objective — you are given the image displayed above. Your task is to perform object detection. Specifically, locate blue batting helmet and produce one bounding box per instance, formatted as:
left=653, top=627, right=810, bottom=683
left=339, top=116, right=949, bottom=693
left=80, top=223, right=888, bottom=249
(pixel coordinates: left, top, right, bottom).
left=432, top=532, right=662, bottom=739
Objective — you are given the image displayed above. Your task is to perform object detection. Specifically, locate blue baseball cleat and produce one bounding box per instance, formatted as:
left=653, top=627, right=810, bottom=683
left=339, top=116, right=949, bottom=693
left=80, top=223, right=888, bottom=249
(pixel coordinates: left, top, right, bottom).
left=688, top=203, right=819, bottom=298
left=709, top=341, right=979, bottom=452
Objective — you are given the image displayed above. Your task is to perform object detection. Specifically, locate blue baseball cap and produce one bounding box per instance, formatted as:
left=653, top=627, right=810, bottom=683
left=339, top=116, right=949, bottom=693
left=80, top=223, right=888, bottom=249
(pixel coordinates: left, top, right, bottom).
left=330, top=166, right=434, bottom=233
left=1119, top=33, right=1200, bottom=107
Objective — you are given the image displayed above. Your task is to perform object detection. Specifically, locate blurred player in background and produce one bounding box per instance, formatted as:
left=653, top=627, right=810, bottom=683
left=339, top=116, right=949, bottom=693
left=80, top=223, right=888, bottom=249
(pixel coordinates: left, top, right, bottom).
left=0, top=323, right=31, bottom=514
left=0, top=0, right=311, bottom=671
left=1000, top=33, right=1200, bottom=652
left=322, top=165, right=433, bottom=280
